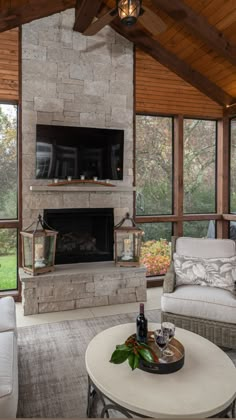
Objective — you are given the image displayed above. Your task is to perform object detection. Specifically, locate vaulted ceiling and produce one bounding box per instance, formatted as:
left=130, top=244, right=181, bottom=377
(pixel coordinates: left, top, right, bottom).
left=1, top=0, right=236, bottom=109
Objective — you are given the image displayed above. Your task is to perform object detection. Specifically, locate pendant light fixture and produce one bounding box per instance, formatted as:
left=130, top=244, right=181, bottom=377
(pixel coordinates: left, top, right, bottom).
left=117, top=0, right=142, bottom=26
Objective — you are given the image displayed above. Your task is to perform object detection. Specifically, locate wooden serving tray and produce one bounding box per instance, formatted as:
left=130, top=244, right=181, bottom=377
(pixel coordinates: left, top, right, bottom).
left=131, top=332, right=185, bottom=374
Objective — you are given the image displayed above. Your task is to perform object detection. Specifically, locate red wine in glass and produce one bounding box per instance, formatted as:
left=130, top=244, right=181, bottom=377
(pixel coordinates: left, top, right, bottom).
left=154, top=329, right=168, bottom=356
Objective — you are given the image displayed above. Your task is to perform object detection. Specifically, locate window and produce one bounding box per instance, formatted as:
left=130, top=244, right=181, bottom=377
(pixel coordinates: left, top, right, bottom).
left=135, top=115, right=173, bottom=277
left=183, top=221, right=214, bottom=238
left=184, top=119, right=217, bottom=214
left=136, top=115, right=173, bottom=216
left=135, top=115, right=219, bottom=278
left=0, top=229, right=18, bottom=291
left=0, top=104, right=18, bottom=292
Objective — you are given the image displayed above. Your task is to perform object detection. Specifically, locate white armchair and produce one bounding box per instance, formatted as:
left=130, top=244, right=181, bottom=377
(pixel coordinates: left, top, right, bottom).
left=161, top=237, right=236, bottom=349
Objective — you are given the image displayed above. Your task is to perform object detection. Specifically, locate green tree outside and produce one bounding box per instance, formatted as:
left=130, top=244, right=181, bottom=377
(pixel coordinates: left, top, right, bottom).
left=0, top=105, right=18, bottom=291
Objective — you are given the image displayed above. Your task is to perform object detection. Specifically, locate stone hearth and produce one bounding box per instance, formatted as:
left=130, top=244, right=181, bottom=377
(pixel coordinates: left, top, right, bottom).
left=19, top=262, right=147, bottom=315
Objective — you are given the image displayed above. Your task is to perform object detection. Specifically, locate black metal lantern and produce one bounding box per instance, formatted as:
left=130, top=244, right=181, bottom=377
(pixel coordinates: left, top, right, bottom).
left=117, top=0, right=142, bottom=26
left=20, top=214, right=58, bottom=276
left=114, top=213, right=144, bottom=267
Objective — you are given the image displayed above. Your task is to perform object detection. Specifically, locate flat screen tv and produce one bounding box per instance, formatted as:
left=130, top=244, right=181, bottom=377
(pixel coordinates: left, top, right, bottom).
left=36, top=124, right=124, bottom=180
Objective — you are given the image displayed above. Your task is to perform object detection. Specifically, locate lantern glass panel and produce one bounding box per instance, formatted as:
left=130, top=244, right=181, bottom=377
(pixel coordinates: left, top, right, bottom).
left=116, top=230, right=142, bottom=264
left=23, top=236, right=33, bottom=269
left=118, top=0, right=140, bottom=20
left=45, top=235, right=56, bottom=266
left=34, top=235, right=45, bottom=269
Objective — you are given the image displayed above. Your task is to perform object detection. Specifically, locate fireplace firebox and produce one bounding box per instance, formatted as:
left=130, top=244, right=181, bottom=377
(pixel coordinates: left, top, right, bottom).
left=44, top=208, right=114, bottom=264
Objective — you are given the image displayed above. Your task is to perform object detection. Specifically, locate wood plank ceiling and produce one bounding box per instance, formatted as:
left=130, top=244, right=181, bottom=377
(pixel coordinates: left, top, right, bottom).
left=0, top=28, right=18, bottom=100
left=0, top=0, right=236, bottom=109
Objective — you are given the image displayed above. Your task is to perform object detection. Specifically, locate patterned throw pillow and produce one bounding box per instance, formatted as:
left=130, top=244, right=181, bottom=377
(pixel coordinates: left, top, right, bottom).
left=173, top=253, right=236, bottom=293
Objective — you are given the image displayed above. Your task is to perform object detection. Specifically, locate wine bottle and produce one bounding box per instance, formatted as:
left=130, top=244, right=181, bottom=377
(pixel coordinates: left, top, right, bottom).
left=136, top=303, right=148, bottom=343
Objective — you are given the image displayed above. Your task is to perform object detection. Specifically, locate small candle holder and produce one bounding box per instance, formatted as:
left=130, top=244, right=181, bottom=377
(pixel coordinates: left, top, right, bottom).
left=67, top=176, right=72, bottom=182
left=54, top=178, right=59, bottom=183
left=80, top=175, right=85, bottom=180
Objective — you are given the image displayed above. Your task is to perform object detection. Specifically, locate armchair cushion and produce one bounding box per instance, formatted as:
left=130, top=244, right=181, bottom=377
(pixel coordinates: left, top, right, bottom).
left=161, top=284, right=236, bottom=324
left=176, top=237, right=236, bottom=258
left=173, top=253, right=236, bottom=294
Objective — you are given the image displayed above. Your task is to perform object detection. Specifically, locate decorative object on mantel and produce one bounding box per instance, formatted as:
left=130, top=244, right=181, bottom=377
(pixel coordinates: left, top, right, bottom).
left=47, top=179, right=116, bottom=187
left=20, top=214, right=58, bottom=276
left=114, top=213, right=144, bottom=267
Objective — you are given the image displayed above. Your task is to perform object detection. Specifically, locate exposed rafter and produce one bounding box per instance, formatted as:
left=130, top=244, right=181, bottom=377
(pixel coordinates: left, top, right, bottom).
left=73, top=0, right=103, bottom=32
left=110, top=20, right=235, bottom=107
left=151, top=0, right=236, bottom=67
left=0, top=0, right=75, bottom=33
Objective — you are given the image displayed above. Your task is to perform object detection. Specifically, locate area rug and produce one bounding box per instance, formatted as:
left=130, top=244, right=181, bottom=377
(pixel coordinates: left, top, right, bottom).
left=17, top=310, right=236, bottom=418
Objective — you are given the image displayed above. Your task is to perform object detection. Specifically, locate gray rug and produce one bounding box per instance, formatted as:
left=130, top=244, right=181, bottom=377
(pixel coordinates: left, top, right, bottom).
left=17, top=310, right=236, bottom=418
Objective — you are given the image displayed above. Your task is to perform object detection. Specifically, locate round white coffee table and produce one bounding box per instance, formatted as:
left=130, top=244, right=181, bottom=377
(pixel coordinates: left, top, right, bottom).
left=85, top=323, right=236, bottom=418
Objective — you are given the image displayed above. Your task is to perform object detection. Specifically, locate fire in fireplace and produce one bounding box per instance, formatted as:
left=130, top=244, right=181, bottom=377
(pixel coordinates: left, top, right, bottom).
left=43, top=208, right=114, bottom=264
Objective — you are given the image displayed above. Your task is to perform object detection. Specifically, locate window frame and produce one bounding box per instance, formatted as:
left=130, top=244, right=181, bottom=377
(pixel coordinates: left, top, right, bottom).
left=134, top=113, right=221, bottom=282
left=229, top=117, right=236, bottom=215
left=0, top=99, right=21, bottom=298
left=135, top=112, right=175, bottom=219
left=183, top=117, right=218, bottom=215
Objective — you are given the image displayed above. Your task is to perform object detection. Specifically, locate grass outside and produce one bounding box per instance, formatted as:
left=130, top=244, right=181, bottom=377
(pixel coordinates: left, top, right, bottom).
left=0, top=254, right=17, bottom=290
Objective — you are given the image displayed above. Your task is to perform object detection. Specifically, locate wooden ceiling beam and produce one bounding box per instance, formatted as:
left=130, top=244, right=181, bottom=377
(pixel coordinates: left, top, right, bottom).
left=73, top=0, right=103, bottom=33
left=110, top=20, right=235, bottom=107
left=151, top=0, right=236, bottom=67
left=0, top=0, right=75, bottom=32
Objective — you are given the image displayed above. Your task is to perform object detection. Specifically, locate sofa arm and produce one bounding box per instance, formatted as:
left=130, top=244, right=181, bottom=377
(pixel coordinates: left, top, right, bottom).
left=163, top=263, right=175, bottom=293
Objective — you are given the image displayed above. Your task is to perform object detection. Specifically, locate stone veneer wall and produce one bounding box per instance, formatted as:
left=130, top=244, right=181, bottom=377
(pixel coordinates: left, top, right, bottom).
left=22, top=10, right=134, bottom=228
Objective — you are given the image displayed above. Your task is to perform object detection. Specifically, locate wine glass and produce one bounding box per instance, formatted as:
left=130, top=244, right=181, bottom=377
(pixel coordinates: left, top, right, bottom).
left=154, top=328, right=168, bottom=358
left=161, top=322, right=175, bottom=357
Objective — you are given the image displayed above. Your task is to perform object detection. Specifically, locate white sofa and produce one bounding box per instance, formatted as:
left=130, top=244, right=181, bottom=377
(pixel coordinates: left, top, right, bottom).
left=0, top=297, right=18, bottom=418
left=161, top=237, right=236, bottom=348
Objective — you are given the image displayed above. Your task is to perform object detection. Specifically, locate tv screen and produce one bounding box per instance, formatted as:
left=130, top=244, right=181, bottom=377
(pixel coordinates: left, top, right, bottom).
left=36, top=124, right=124, bottom=180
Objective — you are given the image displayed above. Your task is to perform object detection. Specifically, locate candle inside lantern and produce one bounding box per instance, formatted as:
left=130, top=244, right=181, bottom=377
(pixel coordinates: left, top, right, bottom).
left=35, top=243, right=44, bottom=260
left=124, top=238, right=131, bottom=254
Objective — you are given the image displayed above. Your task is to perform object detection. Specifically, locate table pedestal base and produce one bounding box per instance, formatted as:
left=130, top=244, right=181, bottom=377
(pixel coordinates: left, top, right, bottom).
left=87, top=376, right=235, bottom=419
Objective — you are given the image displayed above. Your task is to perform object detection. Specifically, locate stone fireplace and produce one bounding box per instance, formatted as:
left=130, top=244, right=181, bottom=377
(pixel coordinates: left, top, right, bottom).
left=19, top=10, right=147, bottom=315
left=44, top=208, right=114, bottom=264
left=21, top=9, right=135, bottom=230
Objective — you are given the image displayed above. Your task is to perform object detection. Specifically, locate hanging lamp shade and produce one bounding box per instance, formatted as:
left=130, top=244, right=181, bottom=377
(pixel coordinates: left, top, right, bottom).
left=117, top=0, right=142, bottom=26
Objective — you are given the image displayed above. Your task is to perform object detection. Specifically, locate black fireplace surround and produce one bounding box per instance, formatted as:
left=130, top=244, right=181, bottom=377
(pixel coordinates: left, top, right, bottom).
left=44, top=208, right=114, bottom=264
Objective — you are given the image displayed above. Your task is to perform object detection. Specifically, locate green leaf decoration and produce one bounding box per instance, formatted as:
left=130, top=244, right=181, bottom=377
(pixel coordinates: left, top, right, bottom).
left=116, top=344, right=131, bottom=351
left=110, top=349, right=131, bottom=364
left=138, top=348, right=154, bottom=363
left=110, top=335, right=158, bottom=370
left=128, top=353, right=140, bottom=370
left=128, top=353, right=135, bottom=369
